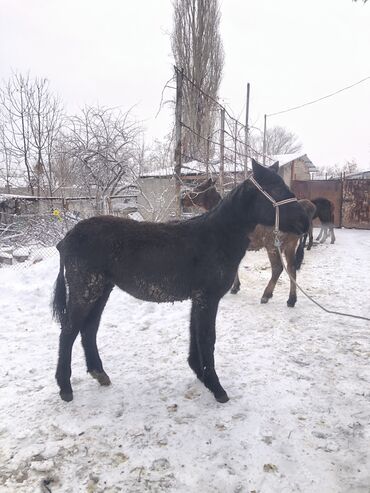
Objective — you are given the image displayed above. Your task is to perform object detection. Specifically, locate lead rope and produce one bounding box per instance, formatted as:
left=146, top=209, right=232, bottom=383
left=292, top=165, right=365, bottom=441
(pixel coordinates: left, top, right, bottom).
left=248, top=175, right=370, bottom=323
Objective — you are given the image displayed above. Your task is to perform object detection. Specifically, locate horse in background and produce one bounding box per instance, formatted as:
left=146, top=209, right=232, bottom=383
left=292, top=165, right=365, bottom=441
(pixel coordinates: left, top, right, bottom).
left=311, top=197, right=336, bottom=244
left=53, top=159, right=308, bottom=405
left=182, top=167, right=315, bottom=307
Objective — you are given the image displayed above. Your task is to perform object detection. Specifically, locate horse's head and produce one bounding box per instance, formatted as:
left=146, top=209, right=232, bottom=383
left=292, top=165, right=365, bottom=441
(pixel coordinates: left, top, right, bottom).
left=247, top=159, right=309, bottom=235
left=181, top=177, right=220, bottom=211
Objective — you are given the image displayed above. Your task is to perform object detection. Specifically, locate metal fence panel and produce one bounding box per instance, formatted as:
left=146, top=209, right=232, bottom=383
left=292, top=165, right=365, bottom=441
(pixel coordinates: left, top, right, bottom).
left=342, top=179, right=370, bottom=229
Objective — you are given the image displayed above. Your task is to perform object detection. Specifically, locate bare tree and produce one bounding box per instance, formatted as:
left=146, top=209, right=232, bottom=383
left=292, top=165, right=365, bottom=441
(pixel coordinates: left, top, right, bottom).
left=0, top=73, right=33, bottom=193
left=62, top=106, right=143, bottom=209
left=26, top=77, right=63, bottom=195
left=0, top=123, right=15, bottom=192
left=0, top=73, right=63, bottom=195
left=172, top=0, right=224, bottom=162
left=141, top=132, right=174, bottom=175
left=319, top=159, right=359, bottom=179
left=250, top=125, right=302, bottom=158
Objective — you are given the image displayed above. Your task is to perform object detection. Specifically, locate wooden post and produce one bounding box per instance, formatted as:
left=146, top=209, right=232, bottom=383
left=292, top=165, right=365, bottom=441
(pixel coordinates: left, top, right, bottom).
left=244, top=83, right=250, bottom=178
left=174, top=67, right=183, bottom=217
left=219, top=108, right=225, bottom=197
left=339, top=172, right=344, bottom=228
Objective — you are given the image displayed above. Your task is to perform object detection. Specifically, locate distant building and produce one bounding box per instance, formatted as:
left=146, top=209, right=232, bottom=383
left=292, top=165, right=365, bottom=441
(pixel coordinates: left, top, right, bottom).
left=270, top=153, right=317, bottom=187
left=345, top=170, right=370, bottom=179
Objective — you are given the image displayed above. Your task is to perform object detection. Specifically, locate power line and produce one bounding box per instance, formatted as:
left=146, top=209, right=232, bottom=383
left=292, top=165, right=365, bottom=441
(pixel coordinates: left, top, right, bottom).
left=267, top=76, right=370, bottom=117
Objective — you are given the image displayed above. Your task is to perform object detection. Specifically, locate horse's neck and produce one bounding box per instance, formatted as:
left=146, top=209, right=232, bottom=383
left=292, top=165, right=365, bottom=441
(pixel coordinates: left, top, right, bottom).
left=207, top=182, right=257, bottom=233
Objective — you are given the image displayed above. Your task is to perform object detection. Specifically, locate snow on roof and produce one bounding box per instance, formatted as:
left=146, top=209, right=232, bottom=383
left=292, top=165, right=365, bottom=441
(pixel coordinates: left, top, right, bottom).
left=140, top=154, right=317, bottom=179
left=140, top=160, right=248, bottom=178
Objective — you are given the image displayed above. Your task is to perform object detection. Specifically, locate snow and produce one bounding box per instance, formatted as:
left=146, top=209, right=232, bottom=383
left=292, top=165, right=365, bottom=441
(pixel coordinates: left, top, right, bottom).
left=0, top=228, right=369, bottom=492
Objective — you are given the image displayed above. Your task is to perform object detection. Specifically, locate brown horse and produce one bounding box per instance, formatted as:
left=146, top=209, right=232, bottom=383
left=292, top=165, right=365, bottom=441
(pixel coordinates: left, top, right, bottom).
left=182, top=167, right=315, bottom=307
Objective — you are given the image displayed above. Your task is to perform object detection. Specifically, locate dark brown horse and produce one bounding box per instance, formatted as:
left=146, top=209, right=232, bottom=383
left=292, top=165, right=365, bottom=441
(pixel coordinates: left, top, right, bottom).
left=311, top=197, right=336, bottom=244
left=53, top=159, right=308, bottom=405
left=182, top=167, right=315, bottom=307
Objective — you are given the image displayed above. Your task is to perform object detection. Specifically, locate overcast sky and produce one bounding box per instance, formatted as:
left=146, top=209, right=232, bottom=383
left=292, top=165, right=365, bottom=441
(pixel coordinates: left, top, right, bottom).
left=1, top=0, right=369, bottom=170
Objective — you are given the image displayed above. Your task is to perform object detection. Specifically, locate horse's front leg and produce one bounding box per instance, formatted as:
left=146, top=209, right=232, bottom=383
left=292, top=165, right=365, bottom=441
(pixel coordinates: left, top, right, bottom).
left=307, top=222, right=314, bottom=250
left=261, top=249, right=283, bottom=303
left=189, top=295, right=228, bottom=403
left=316, top=227, right=324, bottom=241
left=285, top=243, right=298, bottom=307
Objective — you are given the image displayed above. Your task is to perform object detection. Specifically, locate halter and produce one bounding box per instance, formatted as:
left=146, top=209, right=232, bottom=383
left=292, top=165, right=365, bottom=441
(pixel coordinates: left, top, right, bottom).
left=248, top=175, right=298, bottom=246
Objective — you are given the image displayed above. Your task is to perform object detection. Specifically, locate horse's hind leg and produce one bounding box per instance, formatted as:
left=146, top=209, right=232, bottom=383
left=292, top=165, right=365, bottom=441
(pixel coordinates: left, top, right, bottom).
left=56, top=321, right=80, bottom=402
left=80, top=284, right=113, bottom=387
left=320, top=226, right=329, bottom=243
left=55, top=265, right=109, bottom=402
left=330, top=226, right=336, bottom=244
left=316, top=227, right=323, bottom=241
left=261, top=249, right=283, bottom=304
left=189, top=295, right=228, bottom=403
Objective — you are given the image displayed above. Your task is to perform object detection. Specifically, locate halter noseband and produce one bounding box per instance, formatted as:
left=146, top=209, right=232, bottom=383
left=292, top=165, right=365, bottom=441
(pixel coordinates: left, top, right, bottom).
left=248, top=175, right=298, bottom=245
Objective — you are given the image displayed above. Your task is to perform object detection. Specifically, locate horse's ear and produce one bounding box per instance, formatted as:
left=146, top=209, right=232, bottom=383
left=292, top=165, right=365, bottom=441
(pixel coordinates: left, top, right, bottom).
left=252, top=158, right=266, bottom=180
left=270, top=161, right=279, bottom=173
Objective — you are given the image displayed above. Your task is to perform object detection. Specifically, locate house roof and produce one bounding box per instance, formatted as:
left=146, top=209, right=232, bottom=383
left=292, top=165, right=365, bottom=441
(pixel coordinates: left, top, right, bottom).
left=345, top=170, right=370, bottom=179
left=270, top=153, right=317, bottom=171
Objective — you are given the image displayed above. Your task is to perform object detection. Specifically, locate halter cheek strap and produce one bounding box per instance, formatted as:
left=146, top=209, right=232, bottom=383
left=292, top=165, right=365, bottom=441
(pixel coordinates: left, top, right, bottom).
left=248, top=175, right=298, bottom=245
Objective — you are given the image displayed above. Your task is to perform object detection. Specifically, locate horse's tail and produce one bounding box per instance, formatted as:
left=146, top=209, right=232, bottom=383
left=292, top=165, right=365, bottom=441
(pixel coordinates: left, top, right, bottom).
left=295, top=236, right=305, bottom=271
left=53, top=241, right=67, bottom=325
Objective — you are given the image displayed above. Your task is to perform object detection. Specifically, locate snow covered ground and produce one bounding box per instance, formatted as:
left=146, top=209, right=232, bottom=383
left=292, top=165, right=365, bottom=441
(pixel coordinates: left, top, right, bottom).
left=0, top=228, right=369, bottom=493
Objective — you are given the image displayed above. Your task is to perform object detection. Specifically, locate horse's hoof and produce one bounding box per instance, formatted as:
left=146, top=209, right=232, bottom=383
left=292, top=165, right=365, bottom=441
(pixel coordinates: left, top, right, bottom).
left=230, top=288, right=239, bottom=295
left=90, top=371, right=111, bottom=386
left=260, top=296, right=270, bottom=304
left=60, top=391, right=73, bottom=402
left=215, top=392, right=229, bottom=403
left=287, top=298, right=296, bottom=308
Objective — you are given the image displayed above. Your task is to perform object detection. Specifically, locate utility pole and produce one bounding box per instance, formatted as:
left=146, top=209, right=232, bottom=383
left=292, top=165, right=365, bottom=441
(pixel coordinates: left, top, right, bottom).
left=262, top=114, right=267, bottom=166
left=220, top=107, right=225, bottom=196
left=174, top=67, right=183, bottom=217
left=244, top=83, right=250, bottom=178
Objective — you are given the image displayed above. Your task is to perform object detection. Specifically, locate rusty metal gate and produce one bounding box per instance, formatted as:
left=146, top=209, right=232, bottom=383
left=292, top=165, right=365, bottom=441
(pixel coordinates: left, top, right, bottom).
left=342, top=179, right=370, bottom=229
left=291, top=178, right=370, bottom=229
